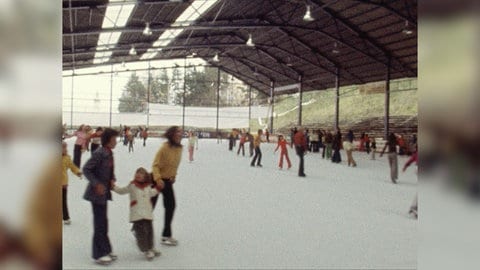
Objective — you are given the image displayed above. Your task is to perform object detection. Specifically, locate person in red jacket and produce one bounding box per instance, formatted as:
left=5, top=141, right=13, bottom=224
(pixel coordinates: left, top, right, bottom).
left=274, top=135, right=291, bottom=169
left=293, top=128, right=308, bottom=177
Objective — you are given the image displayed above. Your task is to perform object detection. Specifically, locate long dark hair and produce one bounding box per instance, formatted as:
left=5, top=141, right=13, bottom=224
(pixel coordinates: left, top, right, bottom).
left=164, top=126, right=182, bottom=147
left=388, top=132, right=397, bottom=146
left=101, top=128, right=119, bottom=146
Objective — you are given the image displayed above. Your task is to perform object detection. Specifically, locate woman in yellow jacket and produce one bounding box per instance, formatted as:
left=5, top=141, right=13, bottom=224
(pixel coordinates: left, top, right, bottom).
left=62, top=141, right=82, bottom=225
left=151, top=126, right=183, bottom=246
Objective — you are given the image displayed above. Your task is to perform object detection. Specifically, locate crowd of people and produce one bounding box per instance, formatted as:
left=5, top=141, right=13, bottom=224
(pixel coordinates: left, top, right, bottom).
left=62, top=123, right=417, bottom=265
left=223, top=126, right=418, bottom=219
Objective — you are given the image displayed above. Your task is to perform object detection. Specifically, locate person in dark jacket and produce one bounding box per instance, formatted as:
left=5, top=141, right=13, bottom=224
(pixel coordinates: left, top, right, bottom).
left=294, top=127, right=308, bottom=177
left=331, top=128, right=342, bottom=163
left=83, top=128, right=119, bottom=265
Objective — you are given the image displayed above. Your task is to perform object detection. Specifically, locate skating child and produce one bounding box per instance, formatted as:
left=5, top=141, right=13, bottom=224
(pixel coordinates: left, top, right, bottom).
left=111, top=167, right=163, bottom=260
left=274, top=135, right=291, bottom=169
left=62, top=141, right=82, bottom=225
left=187, top=131, right=198, bottom=162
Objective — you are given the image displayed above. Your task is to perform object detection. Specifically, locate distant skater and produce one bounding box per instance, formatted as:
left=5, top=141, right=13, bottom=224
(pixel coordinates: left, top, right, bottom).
left=250, top=129, right=263, bottom=167
left=187, top=131, right=198, bottom=162
left=380, top=133, right=399, bottom=183
left=274, top=135, right=291, bottom=169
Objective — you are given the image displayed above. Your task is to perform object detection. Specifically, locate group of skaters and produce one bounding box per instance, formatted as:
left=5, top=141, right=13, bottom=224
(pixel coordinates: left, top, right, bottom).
left=62, top=123, right=418, bottom=266
left=226, top=126, right=418, bottom=218
left=63, top=125, right=185, bottom=265
left=119, top=125, right=149, bottom=152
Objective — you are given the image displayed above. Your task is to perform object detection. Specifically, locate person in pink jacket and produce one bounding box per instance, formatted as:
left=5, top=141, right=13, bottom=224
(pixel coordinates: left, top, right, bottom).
left=111, top=167, right=163, bottom=260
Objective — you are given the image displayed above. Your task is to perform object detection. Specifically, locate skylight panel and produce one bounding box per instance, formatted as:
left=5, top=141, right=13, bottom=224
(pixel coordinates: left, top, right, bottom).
left=93, top=1, right=135, bottom=64
left=140, top=0, right=219, bottom=60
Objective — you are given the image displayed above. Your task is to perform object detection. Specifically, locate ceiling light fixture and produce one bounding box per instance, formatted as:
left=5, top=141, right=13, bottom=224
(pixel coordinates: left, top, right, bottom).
left=303, top=5, right=314, bottom=22
left=253, top=67, right=259, bottom=76
left=402, top=20, right=413, bottom=35
left=246, top=33, right=255, bottom=47
left=212, top=53, right=220, bottom=62
left=129, top=45, right=137, bottom=55
left=143, top=22, right=152, bottom=36
left=332, top=42, right=340, bottom=54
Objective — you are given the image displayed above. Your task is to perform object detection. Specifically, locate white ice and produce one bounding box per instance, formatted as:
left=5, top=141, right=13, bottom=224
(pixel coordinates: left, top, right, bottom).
left=63, top=137, right=417, bottom=269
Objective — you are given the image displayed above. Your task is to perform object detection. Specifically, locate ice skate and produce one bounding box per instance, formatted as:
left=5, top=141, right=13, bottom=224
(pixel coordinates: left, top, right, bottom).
left=150, top=249, right=162, bottom=256
left=161, top=237, right=178, bottom=246
left=145, top=251, right=155, bottom=260
left=109, top=253, right=118, bottom=261
left=95, top=255, right=112, bottom=265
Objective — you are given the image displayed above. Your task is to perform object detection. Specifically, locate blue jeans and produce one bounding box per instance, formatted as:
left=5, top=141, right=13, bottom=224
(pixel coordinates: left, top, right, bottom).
left=91, top=203, right=112, bottom=259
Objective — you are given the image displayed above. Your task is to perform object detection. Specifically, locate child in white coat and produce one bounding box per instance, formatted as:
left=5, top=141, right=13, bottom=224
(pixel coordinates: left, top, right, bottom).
left=111, top=167, right=164, bottom=260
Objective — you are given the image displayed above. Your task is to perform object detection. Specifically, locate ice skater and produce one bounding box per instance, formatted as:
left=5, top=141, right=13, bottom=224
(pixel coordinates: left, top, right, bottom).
left=294, top=127, right=307, bottom=177
left=62, top=141, right=82, bottom=225
left=187, top=130, right=198, bottom=162
left=152, top=126, right=183, bottom=246
left=380, top=133, right=399, bottom=183
left=82, top=128, right=119, bottom=265
left=141, top=127, right=148, bottom=147
left=250, top=129, right=263, bottom=167
left=274, top=135, right=291, bottom=169
left=111, top=167, right=163, bottom=260
left=331, top=128, right=342, bottom=164
left=65, top=124, right=89, bottom=168
left=323, top=130, right=333, bottom=159
left=237, top=131, right=246, bottom=156
left=343, top=130, right=357, bottom=167
left=127, top=128, right=135, bottom=153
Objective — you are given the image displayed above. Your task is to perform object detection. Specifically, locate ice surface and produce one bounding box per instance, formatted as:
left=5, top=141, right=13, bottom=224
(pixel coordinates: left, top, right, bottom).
left=63, top=138, right=416, bottom=269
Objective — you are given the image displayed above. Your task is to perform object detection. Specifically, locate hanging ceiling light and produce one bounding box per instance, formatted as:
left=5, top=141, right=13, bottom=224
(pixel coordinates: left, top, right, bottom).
left=402, top=20, right=413, bottom=35
left=212, top=53, right=220, bottom=62
left=332, top=42, right=340, bottom=54
left=121, top=61, right=126, bottom=68
left=246, top=33, right=255, bottom=47
left=253, top=67, right=259, bottom=76
left=143, top=22, right=152, bottom=36
left=129, top=45, right=137, bottom=55
left=303, top=5, right=314, bottom=22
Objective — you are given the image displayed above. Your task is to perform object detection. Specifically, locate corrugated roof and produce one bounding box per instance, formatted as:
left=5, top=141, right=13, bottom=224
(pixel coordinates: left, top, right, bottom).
left=63, top=0, right=417, bottom=95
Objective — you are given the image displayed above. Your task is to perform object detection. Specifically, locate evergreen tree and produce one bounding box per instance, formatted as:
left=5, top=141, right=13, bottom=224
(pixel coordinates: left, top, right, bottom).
left=149, top=69, right=169, bottom=104
left=118, top=72, right=147, bottom=112
left=171, top=66, right=183, bottom=105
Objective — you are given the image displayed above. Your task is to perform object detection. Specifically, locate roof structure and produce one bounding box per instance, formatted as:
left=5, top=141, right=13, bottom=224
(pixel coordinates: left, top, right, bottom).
left=63, top=0, right=417, bottom=95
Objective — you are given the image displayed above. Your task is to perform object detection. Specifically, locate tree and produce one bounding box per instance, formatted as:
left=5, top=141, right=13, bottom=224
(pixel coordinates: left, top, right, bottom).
left=149, top=69, right=169, bottom=104
left=118, top=73, right=147, bottom=112
left=184, top=68, right=217, bottom=107
left=170, top=66, right=183, bottom=105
